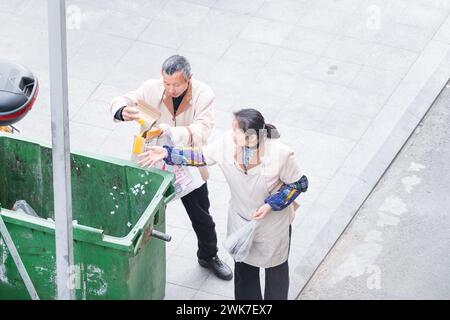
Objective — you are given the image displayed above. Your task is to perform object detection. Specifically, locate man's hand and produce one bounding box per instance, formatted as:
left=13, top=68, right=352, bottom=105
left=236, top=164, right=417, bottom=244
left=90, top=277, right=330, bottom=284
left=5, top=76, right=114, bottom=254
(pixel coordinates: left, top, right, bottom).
left=122, top=106, right=141, bottom=121
left=137, top=146, right=168, bottom=168
left=252, top=204, right=272, bottom=220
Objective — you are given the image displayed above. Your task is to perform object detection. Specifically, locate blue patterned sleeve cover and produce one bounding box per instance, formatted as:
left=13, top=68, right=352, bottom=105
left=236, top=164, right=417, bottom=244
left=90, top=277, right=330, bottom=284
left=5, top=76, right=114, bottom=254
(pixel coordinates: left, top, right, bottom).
left=162, top=146, right=207, bottom=167
left=264, top=175, right=309, bottom=211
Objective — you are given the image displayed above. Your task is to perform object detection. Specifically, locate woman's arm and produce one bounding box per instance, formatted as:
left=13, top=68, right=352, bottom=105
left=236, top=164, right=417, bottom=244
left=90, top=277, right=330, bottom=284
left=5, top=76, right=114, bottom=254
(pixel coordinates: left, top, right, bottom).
left=162, top=146, right=207, bottom=167
left=138, top=145, right=208, bottom=168
left=264, top=175, right=309, bottom=211
left=138, top=132, right=227, bottom=168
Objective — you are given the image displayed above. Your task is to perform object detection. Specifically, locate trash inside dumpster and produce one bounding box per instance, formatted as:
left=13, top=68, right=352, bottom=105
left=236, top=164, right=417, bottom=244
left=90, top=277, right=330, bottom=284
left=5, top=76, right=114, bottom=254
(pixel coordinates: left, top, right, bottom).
left=0, top=133, right=175, bottom=300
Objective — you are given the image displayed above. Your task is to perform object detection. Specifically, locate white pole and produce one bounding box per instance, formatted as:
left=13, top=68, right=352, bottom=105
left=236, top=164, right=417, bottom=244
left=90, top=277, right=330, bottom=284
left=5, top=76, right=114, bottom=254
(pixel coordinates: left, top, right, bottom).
left=47, top=0, right=75, bottom=300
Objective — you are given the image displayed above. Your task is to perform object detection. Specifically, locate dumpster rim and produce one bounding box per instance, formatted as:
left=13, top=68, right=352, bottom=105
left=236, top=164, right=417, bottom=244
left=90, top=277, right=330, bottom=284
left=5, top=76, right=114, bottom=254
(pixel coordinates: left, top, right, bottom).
left=0, top=208, right=129, bottom=251
left=0, top=134, right=175, bottom=252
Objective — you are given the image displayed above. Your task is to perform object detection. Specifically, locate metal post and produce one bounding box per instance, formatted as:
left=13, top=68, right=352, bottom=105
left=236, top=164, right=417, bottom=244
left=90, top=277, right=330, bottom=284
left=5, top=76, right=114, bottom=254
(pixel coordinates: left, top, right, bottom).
left=48, top=0, right=75, bottom=300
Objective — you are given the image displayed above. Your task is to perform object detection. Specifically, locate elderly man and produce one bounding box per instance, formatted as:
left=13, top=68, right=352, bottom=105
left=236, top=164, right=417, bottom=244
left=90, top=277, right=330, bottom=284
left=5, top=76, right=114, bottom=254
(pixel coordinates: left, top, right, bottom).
left=110, top=55, right=233, bottom=281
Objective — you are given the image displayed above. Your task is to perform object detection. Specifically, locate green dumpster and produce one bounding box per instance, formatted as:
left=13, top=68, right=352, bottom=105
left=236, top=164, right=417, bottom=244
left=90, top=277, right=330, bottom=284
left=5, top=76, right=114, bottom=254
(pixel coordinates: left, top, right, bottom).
left=0, top=133, right=175, bottom=300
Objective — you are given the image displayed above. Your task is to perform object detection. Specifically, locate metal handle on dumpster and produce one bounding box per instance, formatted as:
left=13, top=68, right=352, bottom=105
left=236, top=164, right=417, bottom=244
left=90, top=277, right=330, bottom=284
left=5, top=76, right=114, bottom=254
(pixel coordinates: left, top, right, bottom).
left=133, top=225, right=172, bottom=255
left=151, top=229, right=172, bottom=242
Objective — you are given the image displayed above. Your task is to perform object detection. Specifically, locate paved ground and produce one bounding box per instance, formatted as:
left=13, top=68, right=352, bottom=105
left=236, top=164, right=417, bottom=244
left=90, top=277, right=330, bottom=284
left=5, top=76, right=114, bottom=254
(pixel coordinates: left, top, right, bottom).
left=299, top=81, right=450, bottom=300
left=1, top=0, right=449, bottom=299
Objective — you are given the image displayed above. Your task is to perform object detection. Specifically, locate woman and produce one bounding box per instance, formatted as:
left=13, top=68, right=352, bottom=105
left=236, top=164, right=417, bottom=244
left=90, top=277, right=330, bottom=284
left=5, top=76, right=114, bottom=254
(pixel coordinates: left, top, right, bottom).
left=139, top=108, right=309, bottom=300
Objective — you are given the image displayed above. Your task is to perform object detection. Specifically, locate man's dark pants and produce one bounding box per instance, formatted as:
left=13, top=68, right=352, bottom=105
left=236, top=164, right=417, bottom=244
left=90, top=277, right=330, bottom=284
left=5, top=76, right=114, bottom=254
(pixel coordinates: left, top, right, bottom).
left=181, top=182, right=218, bottom=260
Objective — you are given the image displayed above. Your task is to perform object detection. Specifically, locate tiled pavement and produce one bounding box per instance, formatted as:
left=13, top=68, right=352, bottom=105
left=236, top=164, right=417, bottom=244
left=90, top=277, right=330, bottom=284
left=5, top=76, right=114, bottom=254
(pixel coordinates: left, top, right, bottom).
left=1, top=0, right=449, bottom=299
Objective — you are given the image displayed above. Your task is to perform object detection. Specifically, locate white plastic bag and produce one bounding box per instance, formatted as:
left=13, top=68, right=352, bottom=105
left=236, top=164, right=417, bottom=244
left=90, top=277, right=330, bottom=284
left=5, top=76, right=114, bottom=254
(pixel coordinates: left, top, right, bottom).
left=223, top=220, right=258, bottom=262
left=13, top=200, right=39, bottom=218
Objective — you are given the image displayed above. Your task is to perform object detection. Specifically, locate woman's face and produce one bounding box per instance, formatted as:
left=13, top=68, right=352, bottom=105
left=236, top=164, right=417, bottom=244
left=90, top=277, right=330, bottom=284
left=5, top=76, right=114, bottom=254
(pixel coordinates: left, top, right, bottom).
left=232, top=118, right=258, bottom=148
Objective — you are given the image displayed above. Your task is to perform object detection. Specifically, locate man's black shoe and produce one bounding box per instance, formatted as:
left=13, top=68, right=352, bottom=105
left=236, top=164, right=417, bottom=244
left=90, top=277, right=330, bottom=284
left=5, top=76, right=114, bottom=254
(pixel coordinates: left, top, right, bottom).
left=198, top=256, right=233, bottom=281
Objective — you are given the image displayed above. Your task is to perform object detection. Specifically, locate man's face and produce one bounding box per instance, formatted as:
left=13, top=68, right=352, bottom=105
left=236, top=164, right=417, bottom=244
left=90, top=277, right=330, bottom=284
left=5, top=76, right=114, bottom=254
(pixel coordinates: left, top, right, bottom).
left=162, top=71, right=191, bottom=98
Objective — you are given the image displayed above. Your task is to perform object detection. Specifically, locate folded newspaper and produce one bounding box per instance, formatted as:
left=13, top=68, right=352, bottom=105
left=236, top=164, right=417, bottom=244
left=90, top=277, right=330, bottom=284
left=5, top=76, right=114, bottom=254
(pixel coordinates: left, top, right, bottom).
left=149, top=131, right=205, bottom=200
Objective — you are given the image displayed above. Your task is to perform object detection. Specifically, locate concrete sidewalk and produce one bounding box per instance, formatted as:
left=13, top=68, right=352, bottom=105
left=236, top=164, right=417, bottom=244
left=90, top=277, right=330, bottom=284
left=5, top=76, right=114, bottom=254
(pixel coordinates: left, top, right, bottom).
left=299, top=81, right=450, bottom=300
left=1, top=0, right=449, bottom=299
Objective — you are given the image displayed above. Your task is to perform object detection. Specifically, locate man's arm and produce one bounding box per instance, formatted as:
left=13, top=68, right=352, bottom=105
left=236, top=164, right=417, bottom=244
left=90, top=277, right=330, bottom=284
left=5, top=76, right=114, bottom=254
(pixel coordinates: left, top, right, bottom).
left=114, top=106, right=126, bottom=121
left=110, top=80, right=156, bottom=122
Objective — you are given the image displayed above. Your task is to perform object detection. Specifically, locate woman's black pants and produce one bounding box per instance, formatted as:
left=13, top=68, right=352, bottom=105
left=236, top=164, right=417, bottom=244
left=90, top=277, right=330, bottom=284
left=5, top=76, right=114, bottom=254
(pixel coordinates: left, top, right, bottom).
left=234, top=226, right=292, bottom=300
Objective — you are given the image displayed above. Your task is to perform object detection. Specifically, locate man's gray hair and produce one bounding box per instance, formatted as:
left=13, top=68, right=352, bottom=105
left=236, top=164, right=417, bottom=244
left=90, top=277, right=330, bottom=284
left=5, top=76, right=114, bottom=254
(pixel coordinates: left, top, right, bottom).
left=162, top=55, right=192, bottom=80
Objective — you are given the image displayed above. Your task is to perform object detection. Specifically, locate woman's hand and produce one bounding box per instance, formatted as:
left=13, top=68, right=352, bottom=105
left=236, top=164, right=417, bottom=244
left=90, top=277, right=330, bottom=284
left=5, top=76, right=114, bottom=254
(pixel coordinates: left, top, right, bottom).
left=138, top=146, right=168, bottom=168
left=252, top=204, right=272, bottom=220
